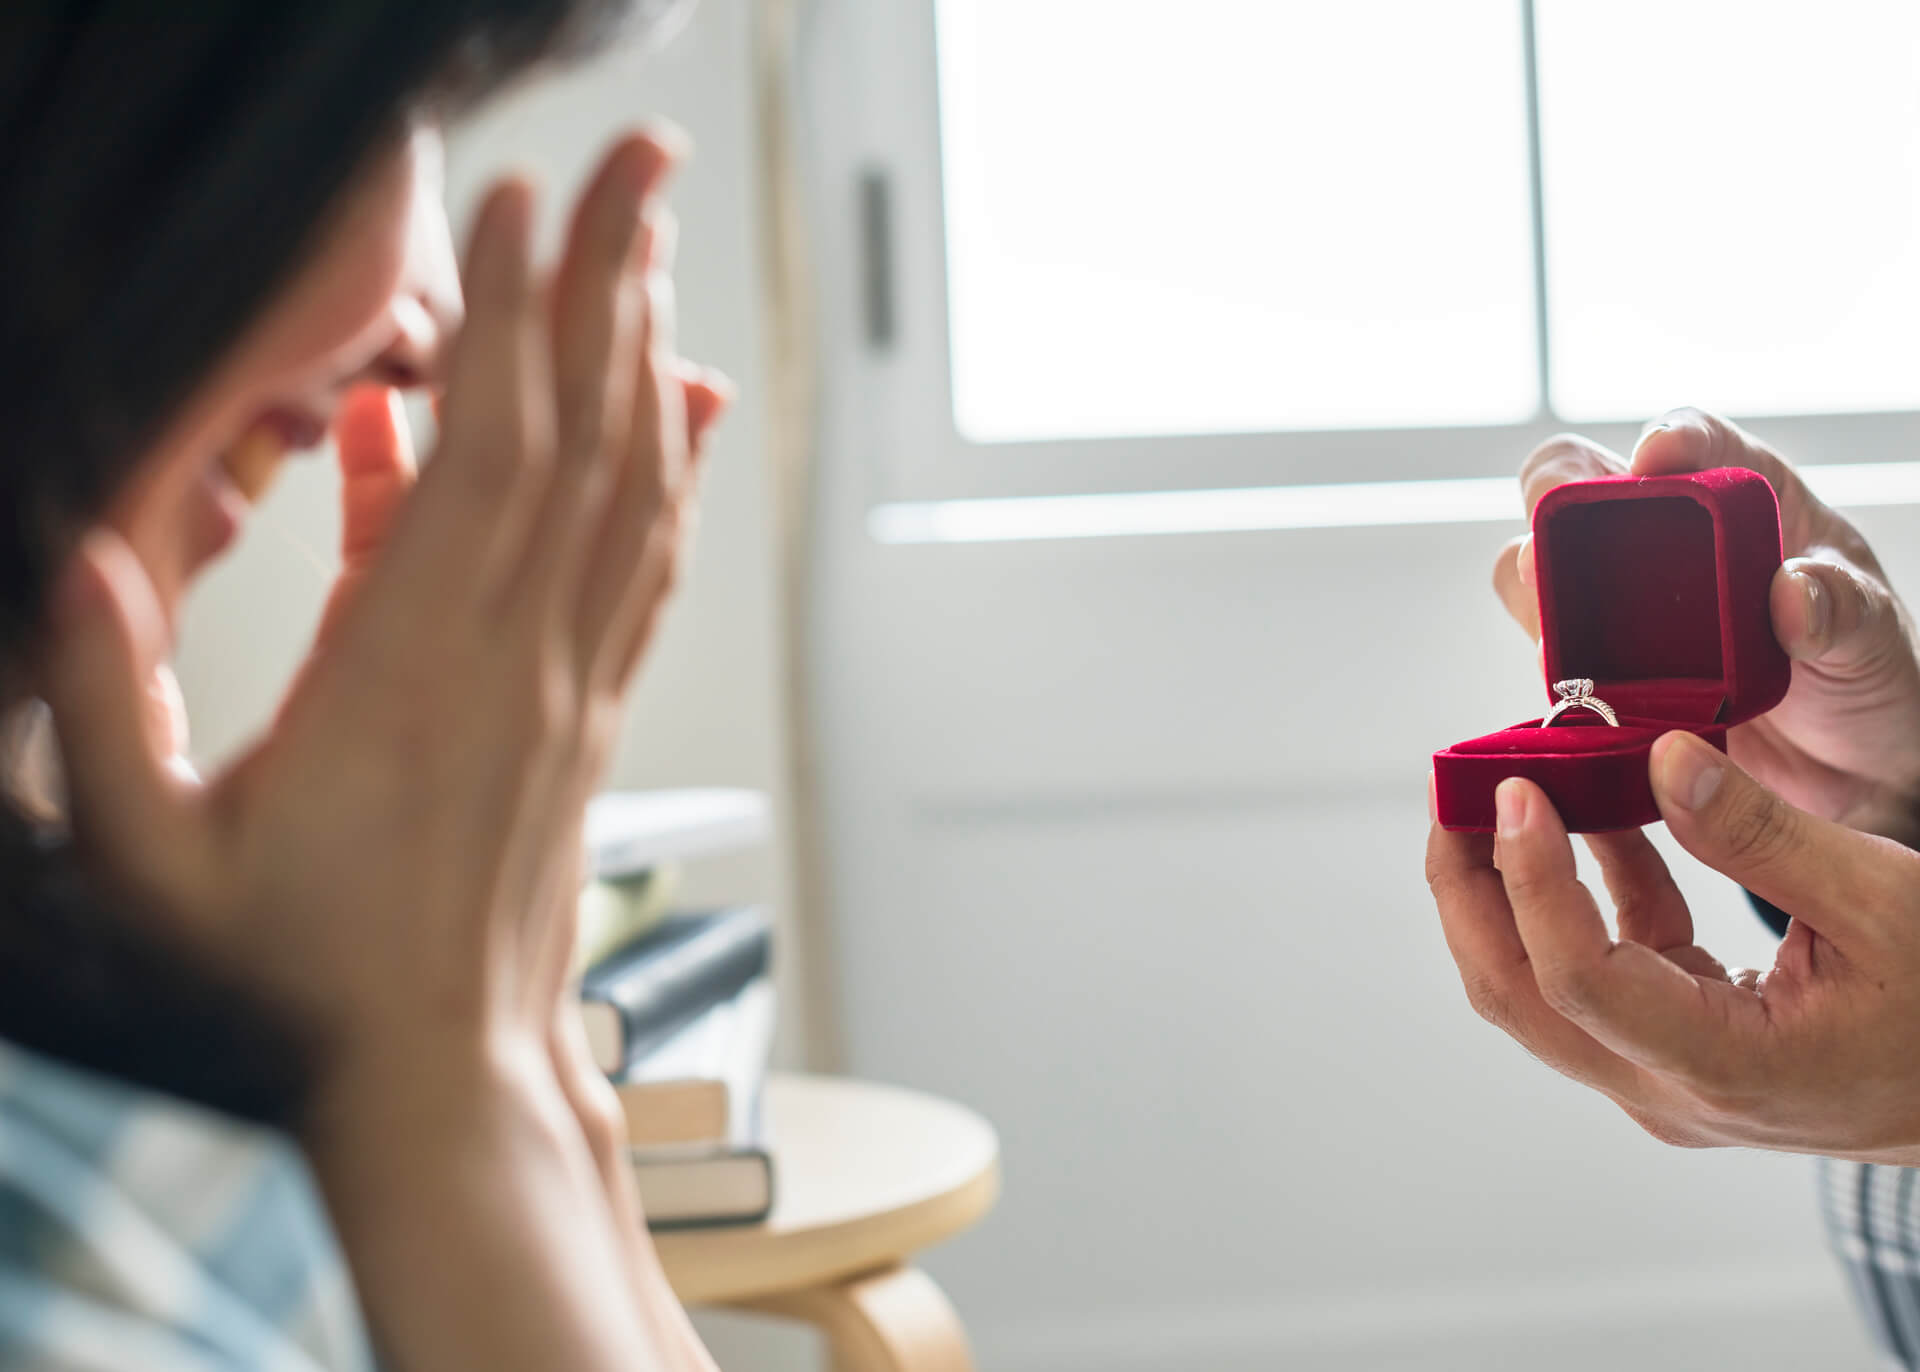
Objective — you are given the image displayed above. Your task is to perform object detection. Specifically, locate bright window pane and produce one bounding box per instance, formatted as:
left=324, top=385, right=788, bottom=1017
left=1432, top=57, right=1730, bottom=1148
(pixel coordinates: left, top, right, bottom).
left=936, top=0, right=1540, bottom=443
left=1538, top=0, right=1920, bottom=422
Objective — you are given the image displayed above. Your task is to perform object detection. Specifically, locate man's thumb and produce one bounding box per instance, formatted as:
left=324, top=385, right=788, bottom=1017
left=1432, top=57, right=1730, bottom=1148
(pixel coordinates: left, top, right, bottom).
left=1773, top=555, right=1904, bottom=674
left=1651, top=729, right=1899, bottom=948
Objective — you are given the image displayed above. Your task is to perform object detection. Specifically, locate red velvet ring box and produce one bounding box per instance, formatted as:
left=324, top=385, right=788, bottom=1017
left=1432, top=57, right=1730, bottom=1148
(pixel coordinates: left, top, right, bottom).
left=1433, top=468, right=1791, bottom=833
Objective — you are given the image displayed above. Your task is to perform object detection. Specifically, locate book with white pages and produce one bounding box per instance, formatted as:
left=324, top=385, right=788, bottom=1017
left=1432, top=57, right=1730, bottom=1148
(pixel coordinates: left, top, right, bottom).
left=616, top=977, right=774, bottom=1151
left=625, top=979, right=777, bottom=1228
left=584, top=789, right=771, bottom=882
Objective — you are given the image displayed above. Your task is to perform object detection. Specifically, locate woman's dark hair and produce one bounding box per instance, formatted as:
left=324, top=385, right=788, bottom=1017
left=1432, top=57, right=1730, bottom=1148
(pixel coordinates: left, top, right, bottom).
left=0, top=0, right=678, bottom=1126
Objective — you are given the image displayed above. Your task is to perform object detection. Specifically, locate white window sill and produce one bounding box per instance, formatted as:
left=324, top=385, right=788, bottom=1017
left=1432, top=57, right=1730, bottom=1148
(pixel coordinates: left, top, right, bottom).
left=868, top=462, right=1920, bottom=545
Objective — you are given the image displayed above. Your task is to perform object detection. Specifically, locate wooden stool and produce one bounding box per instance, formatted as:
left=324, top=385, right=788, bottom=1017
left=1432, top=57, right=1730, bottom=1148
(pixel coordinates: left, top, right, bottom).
left=655, top=1075, right=999, bottom=1372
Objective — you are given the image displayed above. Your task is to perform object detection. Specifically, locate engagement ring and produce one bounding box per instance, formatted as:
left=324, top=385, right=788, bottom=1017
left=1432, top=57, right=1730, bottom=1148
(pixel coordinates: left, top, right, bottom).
left=1539, top=678, right=1619, bottom=728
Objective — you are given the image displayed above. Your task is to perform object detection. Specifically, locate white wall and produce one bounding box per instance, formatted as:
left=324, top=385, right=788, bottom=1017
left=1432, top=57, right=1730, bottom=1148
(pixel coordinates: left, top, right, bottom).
left=809, top=496, right=1893, bottom=1372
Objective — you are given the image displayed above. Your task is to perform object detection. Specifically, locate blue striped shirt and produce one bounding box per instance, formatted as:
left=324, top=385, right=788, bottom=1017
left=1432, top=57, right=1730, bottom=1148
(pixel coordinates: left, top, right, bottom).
left=0, top=1037, right=372, bottom=1370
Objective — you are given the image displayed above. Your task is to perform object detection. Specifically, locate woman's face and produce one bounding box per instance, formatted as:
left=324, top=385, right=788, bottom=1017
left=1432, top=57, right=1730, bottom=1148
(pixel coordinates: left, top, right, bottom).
left=105, top=125, right=463, bottom=629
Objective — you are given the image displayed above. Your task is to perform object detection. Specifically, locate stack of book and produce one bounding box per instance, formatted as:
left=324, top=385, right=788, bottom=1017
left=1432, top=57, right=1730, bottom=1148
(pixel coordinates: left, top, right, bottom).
left=576, top=789, right=776, bottom=1229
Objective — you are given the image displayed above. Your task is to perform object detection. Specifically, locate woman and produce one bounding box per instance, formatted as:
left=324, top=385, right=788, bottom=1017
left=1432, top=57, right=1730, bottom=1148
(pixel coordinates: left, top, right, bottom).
left=0, top=3, right=729, bottom=1367
left=1427, top=410, right=1920, bottom=1365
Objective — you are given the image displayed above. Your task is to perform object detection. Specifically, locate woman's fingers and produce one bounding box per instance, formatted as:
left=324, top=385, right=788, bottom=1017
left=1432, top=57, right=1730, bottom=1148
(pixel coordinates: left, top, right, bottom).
left=338, top=385, right=418, bottom=568
left=682, top=365, right=734, bottom=454
left=1493, top=778, right=1741, bottom=1084
left=38, top=534, right=192, bottom=886
left=509, top=136, right=667, bottom=631
left=389, top=179, right=545, bottom=614
left=1651, top=731, right=1912, bottom=950
left=574, top=254, right=689, bottom=688
left=312, top=386, right=417, bottom=649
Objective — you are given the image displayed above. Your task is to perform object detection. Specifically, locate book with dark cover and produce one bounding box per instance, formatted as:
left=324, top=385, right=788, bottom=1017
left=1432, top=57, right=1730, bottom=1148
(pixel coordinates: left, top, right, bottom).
left=578, top=907, right=771, bottom=1075
left=617, top=977, right=776, bottom=1148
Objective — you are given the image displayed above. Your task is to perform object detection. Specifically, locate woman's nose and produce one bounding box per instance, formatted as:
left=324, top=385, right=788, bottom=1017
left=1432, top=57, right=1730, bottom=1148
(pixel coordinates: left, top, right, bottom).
left=368, top=290, right=459, bottom=391
left=368, top=186, right=465, bottom=391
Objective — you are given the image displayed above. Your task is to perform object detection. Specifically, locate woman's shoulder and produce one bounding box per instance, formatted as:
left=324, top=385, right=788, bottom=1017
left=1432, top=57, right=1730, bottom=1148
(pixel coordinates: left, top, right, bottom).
left=0, top=1037, right=375, bottom=1372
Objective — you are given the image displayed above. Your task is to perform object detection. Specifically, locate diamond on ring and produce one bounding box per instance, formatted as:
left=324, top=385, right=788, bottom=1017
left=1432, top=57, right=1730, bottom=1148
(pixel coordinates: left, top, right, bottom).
left=1540, top=677, right=1620, bottom=728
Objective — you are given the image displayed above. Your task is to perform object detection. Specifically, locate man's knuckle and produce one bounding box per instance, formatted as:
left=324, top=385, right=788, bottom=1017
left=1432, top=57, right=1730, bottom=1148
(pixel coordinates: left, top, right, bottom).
left=1520, top=433, right=1592, bottom=483
left=1627, top=1107, right=1711, bottom=1150
left=1498, top=862, right=1556, bottom=910
left=1721, top=795, right=1794, bottom=867
left=1535, top=959, right=1599, bottom=1018
left=1460, top=973, right=1515, bottom=1031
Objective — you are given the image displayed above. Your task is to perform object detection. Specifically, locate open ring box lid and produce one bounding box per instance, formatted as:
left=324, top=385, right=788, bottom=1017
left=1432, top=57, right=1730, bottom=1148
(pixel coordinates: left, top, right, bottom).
left=1433, top=468, right=1790, bottom=832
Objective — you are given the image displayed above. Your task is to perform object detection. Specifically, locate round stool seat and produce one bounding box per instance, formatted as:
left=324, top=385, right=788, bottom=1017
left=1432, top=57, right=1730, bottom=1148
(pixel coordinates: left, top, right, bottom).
left=655, top=1074, right=1000, bottom=1306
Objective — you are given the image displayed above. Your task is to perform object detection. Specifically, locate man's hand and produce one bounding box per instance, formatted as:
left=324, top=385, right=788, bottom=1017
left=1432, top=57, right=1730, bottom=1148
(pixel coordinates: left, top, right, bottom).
left=1493, top=408, right=1920, bottom=843
left=1427, top=741, right=1920, bottom=1161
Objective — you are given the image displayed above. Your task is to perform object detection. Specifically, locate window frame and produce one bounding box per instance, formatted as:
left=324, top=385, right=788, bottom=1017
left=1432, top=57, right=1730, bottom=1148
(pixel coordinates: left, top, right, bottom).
left=798, top=0, right=1920, bottom=517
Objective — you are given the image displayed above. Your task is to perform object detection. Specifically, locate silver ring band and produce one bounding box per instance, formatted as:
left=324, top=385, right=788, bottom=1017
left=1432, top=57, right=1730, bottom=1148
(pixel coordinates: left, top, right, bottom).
left=1539, top=677, right=1619, bottom=728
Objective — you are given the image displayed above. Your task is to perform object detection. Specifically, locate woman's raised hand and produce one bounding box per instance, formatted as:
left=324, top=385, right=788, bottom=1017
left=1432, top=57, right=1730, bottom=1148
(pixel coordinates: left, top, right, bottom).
left=36, top=130, right=729, bottom=1111
left=1492, top=410, right=1920, bottom=843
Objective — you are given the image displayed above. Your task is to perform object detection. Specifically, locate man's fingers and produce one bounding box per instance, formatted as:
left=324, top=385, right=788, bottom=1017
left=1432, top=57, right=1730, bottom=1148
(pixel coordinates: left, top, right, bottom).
left=1584, top=828, right=1694, bottom=952
left=38, top=534, right=189, bottom=883
left=1651, top=730, right=1911, bottom=948
left=1494, top=778, right=1735, bottom=1082
left=1519, top=434, right=1625, bottom=516
left=336, top=385, right=417, bottom=569
left=1425, top=817, right=1650, bottom=1097
left=1631, top=408, right=1825, bottom=549
left=1492, top=534, right=1539, bottom=641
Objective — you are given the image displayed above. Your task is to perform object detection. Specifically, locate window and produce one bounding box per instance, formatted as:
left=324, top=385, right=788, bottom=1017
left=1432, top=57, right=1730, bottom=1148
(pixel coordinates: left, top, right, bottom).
left=936, top=0, right=1920, bottom=442
left=1537, top=0, right=1920, bottom=422
left=803, top=0, right=1920, bottom=529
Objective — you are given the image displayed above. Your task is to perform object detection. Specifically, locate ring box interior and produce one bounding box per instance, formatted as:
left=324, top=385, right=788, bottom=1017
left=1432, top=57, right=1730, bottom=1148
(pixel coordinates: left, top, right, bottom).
left=1433, top=468, right=1790, bottom=833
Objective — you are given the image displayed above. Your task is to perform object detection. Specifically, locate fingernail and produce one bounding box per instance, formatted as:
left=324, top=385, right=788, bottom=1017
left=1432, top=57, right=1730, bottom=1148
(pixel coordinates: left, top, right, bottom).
left=1795, top=567, right=1829, bottom=646
left=645, top=118, right=694, bottom=167
left=1657, top=733, right=1724, bottom=812
left=1495, top=778, right=1529, bottom=837
left=1427, top=770, right=1438, bottom=823
left=1631, top=422, right=1671, bottom=459
left=700, top=365, right=737, bottom=407
left=1517, top=535, right=1535, bottom=588
left=647, top=208, right=679, bottom=274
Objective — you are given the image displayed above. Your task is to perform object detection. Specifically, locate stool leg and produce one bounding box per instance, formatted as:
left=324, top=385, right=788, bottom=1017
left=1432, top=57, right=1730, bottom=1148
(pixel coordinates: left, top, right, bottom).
left=739, top=1265, right=975, bottom=1372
